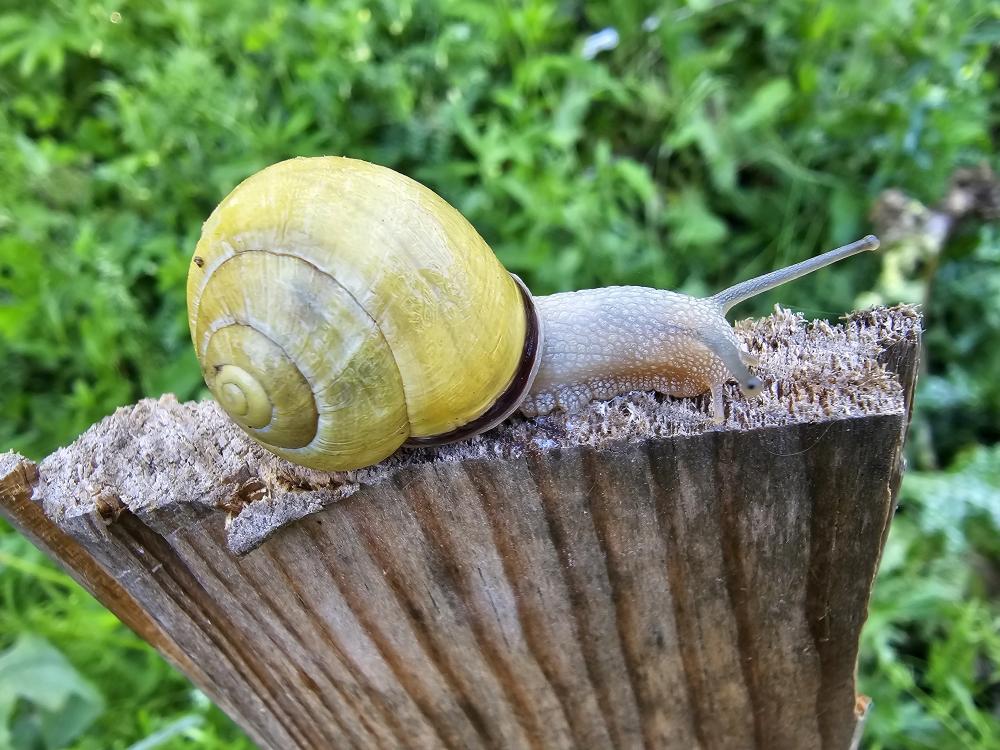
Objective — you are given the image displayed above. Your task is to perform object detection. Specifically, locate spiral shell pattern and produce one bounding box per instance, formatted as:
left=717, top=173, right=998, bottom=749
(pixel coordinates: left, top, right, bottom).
left=187, top=157, right=528, bottom=471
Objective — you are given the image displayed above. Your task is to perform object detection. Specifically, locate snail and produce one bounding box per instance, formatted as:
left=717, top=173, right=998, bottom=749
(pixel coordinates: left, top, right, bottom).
left=187, top=156, right=879, bottom=471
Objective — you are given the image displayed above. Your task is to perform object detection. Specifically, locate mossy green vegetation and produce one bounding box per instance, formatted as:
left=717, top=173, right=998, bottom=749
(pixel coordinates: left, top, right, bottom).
left=1, top=1, right=997, bottom=747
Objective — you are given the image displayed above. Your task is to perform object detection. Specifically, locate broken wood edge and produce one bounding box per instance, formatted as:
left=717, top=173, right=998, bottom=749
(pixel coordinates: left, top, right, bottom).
left=0, top=453, right=201, bottom=678
left=850, top=696, right=873, bottom=750
left=0, top=453, right=280, bottom=747
left=6, top=305, right=921, bottom=556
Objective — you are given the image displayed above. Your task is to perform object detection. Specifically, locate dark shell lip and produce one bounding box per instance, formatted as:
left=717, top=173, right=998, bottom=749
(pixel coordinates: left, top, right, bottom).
left=404, top=274, right=544, bottom=449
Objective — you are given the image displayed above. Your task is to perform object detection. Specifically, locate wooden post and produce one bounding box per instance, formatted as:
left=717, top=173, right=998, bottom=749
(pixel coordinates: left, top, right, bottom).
left=1, top=306, right=920, bottom=750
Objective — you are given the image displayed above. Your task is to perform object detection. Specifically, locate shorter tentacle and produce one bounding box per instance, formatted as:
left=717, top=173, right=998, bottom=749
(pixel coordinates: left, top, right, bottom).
left=693, top=327, right=762, bottom=398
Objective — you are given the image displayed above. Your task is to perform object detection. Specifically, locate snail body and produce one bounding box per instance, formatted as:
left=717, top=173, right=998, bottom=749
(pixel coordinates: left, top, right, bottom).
left=522, top=287, right=754, bottom=421
left=522, top=234, right=879, bottom=420
left=188, top=156, right=878, bottom=471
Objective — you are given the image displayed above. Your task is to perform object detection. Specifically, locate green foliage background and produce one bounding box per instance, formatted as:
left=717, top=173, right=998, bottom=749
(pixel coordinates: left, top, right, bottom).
left=1, top=0, right=998, bottom=747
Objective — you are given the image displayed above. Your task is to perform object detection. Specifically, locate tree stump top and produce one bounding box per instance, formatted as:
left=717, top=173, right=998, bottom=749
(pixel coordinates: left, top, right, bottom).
left=21, top=305, right=919, bottom=554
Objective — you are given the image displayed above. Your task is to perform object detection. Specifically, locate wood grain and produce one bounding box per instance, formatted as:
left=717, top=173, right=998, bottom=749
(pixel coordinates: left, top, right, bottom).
left=0, top=307, right=920, bottom=750
left=0, top=454, right=202, bottom=681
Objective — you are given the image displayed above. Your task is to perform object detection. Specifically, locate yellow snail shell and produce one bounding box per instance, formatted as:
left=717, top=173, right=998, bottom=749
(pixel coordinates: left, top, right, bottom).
left=187, top=156, right=539, bottom=471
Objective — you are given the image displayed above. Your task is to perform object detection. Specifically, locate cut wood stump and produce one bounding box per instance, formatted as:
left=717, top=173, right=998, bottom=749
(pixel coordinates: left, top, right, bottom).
left=1, top=306, right=921, bottom=750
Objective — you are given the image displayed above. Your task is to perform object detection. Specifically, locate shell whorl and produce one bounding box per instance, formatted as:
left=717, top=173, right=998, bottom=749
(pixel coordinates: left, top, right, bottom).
left=190, top=247, right=409, bottom=470
left=187, top=156, right=530, bottom=471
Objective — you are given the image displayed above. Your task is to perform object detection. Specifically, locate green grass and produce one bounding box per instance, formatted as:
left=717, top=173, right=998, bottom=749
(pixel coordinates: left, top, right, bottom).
left=1, top=0, right=998, bottom=747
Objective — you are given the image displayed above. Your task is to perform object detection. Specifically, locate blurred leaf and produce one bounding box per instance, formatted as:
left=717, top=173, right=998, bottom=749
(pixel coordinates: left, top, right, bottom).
left=902, top=443, right=1000, bottom=552
left=0, top=636, right=104, bottom=750
left=125, top=715, right=204, bottom=750
left=731, top=78, right=792, bottom=131
left=664, top=188, right=729, bottom=248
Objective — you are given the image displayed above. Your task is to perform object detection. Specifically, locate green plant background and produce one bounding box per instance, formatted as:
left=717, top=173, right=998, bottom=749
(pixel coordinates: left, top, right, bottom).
left=1, top=0, right=998, bottom=748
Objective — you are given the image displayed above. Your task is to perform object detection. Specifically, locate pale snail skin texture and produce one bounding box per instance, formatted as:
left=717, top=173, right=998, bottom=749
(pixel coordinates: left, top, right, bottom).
left=522, top=289, right=751, bottom=422
left=188, top=155, right=878, bottom=471
left=521, top=234, right=880, bottom=422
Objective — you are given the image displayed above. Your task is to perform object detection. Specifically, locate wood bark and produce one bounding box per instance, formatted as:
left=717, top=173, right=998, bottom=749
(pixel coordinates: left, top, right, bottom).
left=1, top=306, right=920, bottom=750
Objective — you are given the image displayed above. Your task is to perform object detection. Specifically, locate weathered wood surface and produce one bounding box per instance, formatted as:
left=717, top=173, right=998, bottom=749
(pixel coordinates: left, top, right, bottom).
left=1, top=306, right=920, bottom=750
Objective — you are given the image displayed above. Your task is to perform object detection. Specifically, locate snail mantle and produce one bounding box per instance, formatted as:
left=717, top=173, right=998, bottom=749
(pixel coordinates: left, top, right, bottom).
left=12, top=305, right=917, bottom=556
